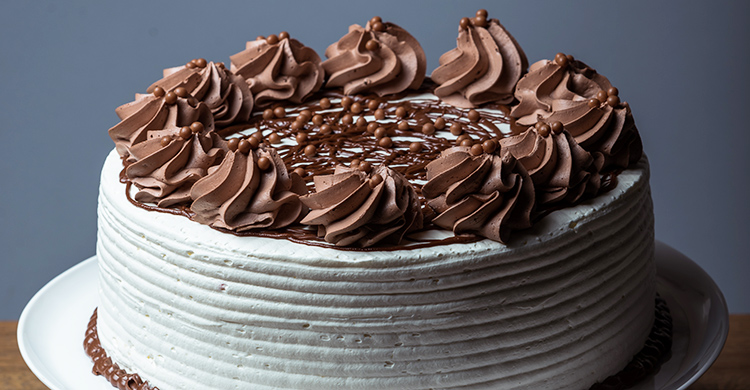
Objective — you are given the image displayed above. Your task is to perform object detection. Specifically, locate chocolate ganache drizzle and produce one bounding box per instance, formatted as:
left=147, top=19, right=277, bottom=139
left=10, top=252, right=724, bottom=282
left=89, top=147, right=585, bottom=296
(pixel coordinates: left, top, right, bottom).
left=108, top=10, right=645, bottom=249
left=230, top=32, right=324, bottom=106
left=432, top=10, right=528, bottom=108
left=322, top=16, right=427, bottom=96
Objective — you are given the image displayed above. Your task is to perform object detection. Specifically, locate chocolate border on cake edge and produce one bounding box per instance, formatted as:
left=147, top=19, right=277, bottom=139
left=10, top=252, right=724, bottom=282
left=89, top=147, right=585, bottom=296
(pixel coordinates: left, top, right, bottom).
left=84, top=295, right=673, bottom=390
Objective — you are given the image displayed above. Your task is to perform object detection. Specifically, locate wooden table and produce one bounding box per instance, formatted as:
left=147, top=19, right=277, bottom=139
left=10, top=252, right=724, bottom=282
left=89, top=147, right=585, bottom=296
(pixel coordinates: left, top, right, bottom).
left=2, top=316, right=748, bottom=389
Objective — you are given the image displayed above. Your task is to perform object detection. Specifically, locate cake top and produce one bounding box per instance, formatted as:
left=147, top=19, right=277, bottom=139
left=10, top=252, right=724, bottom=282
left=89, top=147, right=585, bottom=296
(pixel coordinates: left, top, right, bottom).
left=108, top=9, right=642, bottom=249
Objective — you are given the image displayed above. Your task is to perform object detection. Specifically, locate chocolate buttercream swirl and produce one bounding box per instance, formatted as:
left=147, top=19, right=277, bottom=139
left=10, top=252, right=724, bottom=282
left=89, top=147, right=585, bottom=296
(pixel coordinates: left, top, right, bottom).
left=190, top=146, right=307, bottom=231
left=124, top=99, right=223, bottom=207
left=299, top=164, right=423, bottom=247
left=322, top=17, right=427, bottom=96
left=422, top=146, right=534, bottom=243
left=147, top=60, right=253, bottom=128
left=230, top=35, right=324, bottom=107
left=500, top=123, right=603, bottom=206
left=510, top=54, right=642, bottom=169
left=431, top=12, right=527, bottom=108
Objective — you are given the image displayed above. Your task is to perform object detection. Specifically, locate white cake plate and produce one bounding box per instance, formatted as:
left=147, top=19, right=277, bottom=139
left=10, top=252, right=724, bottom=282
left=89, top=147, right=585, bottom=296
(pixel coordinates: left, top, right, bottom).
left=18, top=241, right=728, bottom=390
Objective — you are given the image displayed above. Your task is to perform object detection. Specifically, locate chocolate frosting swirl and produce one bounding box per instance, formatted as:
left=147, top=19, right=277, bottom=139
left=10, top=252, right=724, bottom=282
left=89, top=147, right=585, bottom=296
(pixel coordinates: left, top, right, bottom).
left=147, top=60, right=253, bottom=128
left=299, top=165, right=423, bottom=247
left=230, top=36, right=324, bottom=106
left=422, top=147, right=534, bottom=243
left=322, top=18, right=427, bottom=96
left=124, top=100, right=222, bottom=208
left=510, top=55, right=642, bottom=169
left=500, top=125, right=603, bottom=206
left=432, top=15, right=527, bottom=108
left=190, top=146, right=307, bottom=231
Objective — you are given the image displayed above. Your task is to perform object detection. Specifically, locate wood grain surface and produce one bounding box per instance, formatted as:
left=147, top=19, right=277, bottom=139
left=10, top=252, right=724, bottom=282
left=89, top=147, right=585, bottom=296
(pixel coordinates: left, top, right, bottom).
left=2, top=315, right=748, bottom=389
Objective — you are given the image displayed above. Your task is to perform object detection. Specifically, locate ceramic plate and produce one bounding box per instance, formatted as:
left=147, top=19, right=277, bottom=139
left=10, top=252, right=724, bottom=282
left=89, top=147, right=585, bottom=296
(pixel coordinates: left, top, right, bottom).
left=18, top=241, right=729, bottom=390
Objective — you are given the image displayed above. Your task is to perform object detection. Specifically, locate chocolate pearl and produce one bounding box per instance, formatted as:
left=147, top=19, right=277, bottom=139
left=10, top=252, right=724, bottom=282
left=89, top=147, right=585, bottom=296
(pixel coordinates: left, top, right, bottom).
left=263, top=108, right=274, bottom=120
left=476, top=9, right=488, bottom=18
left=268, top=133, right=281, bottom=144
left=319, top=124, right=332, bottom=135
left=164, top=91, right=178, bottom=105
left=291, top=120, right=304, bottom=131
left=296, top=132, right=308, bottom=144
left=356, top=116, right=368, bottom=127
left=368, top=99, right=380, bottom=110
left=470, top=144, right=484, bottom=156
left=190, top=122, right=204, bottom=133
left=566, top=54, right=575, bottom=61
left=174, top=87, right=188, bottom=98
left=368, top=174, right=383, bottom=188
left=378, top=137, right=393, bottom=148
left=366, top=122, right=379, bottom=133
left=187, top=97, right=198, bottom=107
left=473, top=15, right=487, bottom=28
left=186, top=61, right=196, bottom=69
left=274, top=107, right=286, bottom=118
left=554, top=52, right=568, bottom=68
left=320, top=97, right=332, bottom=109
left=587, top=98, right=600, bottom=108
left=179, top=126, right=192, bottom=140
left=374, top=108, right=386, bottom=120
left=374, top=127, right=387, bottom=139
left=395, top=106, right=407, bottom=118
left=450, top=123, right=463, bottom=135
left=358, top=160, right=372, bottom=173
left=238, top=139, right=252, bottom=154
left=434, top=117, right=446, bottom=130
left=300, top=109, right=313, bottom=119
left=256, top=35, right=265, bottom=41
left=482, top=139, right=498, bottom=154
left=459, top=17, right=471, bottom=29
left=160, top=136, right=171, bottom=147
left=350, top=102, right=363, bottom=114
left=398, top=120, right=410, bottom=131
left=279, top=31, right=290, bottom=40
left=248, top=136, right=261, bottom=149
left=293, top=167, right=305, bottom=177
left=460, top=138, right=474, bottom=147
left=257, top=156, right=271, bottom=171
left=421, top=123, right=436, bottom=135
left=534, top=121, right=544, bottom=130
left=304, top=144, right=317, bottom=157
left=468, top=109, right=480, bottom=122
left=370, top=16, right=382, bottom=25
left=409, top=142, right=423, bottom=152
left=596, top=90, right=608, bottom=103
left=372, top=21, right=385, bottom=32
left=266, top=34, right=279, bottom=45
left=251, top=131, right=264, bottom=142
left=227, top=138, right=239, bottom=151
left=608, top=87, right=619, bottom=96
left=341, top=113, right=354, bottom=125
left=550, top=121, right=564, bottom=134
left=456, top=134, right=471, bottom=144
left=607, top=95, right=620, bottom=107
left=341, top=96, right=353, bottom=109
left=152, top=86, right=166, bottom=97
left=365, top=39, right=379, bottom=51
left=350, top=159, right=361, bottom=168
left=312, top=114, right=324, bottom=125
left=194, top=58, right=207, bottom=68
left=538, top=123, right=551, bottom=137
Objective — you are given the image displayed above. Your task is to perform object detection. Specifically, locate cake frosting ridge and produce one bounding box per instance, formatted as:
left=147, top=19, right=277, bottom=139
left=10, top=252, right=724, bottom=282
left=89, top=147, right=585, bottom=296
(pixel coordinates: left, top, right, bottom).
left=89, top=8, right=667, bottom=390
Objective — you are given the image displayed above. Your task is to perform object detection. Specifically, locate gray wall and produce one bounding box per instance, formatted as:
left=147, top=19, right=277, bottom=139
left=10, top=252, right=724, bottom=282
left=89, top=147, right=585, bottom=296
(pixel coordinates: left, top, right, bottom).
left=1, top=0, right=748, bottom=319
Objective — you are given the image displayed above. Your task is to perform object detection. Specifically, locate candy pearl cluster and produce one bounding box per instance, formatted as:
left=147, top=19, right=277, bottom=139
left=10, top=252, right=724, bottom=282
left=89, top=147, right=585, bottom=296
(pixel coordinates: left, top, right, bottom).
left=459, top=9, right=489, bottom=30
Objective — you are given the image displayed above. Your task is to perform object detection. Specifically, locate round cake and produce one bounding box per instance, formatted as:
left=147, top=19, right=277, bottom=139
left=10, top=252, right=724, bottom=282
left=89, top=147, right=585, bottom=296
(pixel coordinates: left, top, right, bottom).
left=86, top=10, right=668, bottom=390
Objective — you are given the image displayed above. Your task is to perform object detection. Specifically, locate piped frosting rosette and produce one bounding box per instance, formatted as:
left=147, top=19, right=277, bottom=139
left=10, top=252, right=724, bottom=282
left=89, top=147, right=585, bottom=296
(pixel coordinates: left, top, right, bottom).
left=510, top=53, right=642, bottom=169
left=230, top=32, right=324, bottom=106
left=322, top=16, right=427, bottom=96
left=432, top=10, right=528, bottom=108
left=190, top=144, right=307, bottom=231
left=422, top=146, right=535, bottom=243
left=123, top=99, right=223, bottom=208
left=147, top=58, right=253, bottom=128
left=298, top=163, right=423, bottom=247
left=500, top=121, right=603, bottom=206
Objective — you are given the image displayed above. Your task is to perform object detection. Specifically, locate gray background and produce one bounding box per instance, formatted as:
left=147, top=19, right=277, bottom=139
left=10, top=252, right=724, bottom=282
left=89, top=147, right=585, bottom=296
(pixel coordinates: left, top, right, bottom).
left=1, top=0, right=748, bottom=320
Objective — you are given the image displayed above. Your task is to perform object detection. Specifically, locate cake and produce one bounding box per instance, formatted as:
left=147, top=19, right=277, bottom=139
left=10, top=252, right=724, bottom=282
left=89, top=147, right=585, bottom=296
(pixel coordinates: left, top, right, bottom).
left=85, top=10, right=671, bottom=390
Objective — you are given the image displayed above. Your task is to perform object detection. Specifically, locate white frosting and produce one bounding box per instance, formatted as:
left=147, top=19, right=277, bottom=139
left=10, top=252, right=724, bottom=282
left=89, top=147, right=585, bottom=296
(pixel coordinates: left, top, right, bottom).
left=96, top=148, right=655, bottom=390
